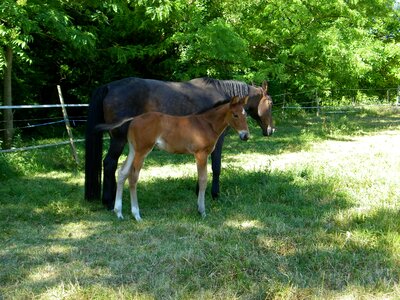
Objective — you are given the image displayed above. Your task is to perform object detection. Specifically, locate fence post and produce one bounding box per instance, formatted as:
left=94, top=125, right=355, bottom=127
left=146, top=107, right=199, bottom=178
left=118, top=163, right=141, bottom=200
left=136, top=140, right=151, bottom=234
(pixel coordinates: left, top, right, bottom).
left=57, top=85, right=79, bottom=165
left=282, top=93, right=286, bottom=116
left=397, top=86, right=400, bottom=106
left=315, top=89, right=320, bottom=116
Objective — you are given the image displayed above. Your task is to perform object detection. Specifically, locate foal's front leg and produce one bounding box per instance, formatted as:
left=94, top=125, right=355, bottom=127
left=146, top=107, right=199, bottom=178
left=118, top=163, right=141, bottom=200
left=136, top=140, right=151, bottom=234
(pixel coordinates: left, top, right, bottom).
left=195, top=152, right=208, bottom=218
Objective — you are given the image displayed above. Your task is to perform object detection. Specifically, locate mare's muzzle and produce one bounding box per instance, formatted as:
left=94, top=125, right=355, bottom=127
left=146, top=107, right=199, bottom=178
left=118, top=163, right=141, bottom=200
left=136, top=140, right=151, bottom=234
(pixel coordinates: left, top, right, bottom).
left=263, top=126, right=275, bottom=137
left=239, top=131, right=249, bottom=141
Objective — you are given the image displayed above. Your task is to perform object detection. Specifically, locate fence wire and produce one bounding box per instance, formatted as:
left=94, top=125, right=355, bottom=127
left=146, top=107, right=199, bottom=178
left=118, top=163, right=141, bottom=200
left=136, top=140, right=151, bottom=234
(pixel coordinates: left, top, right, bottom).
left=1, top=87, right=399, bottom=154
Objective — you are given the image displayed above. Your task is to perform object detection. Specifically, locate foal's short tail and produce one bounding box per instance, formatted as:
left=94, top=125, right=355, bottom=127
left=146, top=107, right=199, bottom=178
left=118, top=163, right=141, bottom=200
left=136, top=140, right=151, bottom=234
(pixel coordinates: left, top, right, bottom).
left=96, top=117, right=134, bottom=132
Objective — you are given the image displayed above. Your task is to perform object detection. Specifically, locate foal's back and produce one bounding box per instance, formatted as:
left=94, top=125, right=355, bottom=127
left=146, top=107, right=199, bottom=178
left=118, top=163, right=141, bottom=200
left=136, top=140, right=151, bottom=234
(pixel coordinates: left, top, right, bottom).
left=128, top=112, right=217, bottom=155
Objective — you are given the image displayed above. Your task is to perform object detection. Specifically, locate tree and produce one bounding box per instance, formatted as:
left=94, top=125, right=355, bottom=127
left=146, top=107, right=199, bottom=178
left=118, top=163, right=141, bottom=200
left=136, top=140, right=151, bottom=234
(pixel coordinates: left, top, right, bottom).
left=0, top=0, right=95, bottom=149
left=2, top=0, right=400, bottom=118
left=236, top=0, right=400, bottom=96
left=0, top=0, right=34, bottom=149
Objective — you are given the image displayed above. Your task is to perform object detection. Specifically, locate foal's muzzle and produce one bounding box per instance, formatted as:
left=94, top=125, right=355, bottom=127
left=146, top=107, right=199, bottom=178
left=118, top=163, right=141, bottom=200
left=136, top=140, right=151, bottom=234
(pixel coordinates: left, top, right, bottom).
left=239, top=131, right=249, bottom=141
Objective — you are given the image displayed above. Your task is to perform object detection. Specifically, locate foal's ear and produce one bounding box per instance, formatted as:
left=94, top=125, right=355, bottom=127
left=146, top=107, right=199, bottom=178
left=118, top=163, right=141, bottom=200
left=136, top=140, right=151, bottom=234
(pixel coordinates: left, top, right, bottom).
left=230, top=95, right=240, bottom=105
left=241, top=96, right=249, bottom=105
left=262, top=81, right=268, bottom=93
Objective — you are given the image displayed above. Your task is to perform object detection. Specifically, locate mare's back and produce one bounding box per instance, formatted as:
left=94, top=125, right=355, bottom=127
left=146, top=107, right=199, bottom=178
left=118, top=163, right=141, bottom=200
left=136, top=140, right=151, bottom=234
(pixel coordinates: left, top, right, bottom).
left=103, top=78, right=225, bottom=123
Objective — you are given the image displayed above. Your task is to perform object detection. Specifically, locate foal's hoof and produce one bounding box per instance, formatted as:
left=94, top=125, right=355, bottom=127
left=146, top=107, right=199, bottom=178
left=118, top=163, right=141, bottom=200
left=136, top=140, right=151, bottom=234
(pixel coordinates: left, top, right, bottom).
left=198, top=211, right=207, bottom=218
left=114, top=210, right=124, bottom=220
left=134, top=215, right=142, bottom=222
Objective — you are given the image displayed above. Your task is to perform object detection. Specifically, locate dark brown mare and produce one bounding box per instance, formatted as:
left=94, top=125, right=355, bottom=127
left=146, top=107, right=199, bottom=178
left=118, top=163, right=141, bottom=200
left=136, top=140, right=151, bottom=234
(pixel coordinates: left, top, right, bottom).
left=97, top=96, right=249, bottom=220
left=85, top=77, right=273, bottom=210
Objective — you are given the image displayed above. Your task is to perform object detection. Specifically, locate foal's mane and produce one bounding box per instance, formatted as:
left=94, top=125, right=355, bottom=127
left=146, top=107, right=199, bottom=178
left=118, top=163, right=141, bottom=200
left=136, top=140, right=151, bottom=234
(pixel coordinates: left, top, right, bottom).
left=201, top=77, right=250, bottom=98
left=194, top=98, right=231, bottom=115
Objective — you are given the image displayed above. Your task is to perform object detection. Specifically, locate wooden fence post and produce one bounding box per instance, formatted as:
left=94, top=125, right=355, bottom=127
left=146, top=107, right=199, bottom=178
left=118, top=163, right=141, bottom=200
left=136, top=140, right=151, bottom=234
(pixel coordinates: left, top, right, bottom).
left=57, top=85, right=79, bottom=165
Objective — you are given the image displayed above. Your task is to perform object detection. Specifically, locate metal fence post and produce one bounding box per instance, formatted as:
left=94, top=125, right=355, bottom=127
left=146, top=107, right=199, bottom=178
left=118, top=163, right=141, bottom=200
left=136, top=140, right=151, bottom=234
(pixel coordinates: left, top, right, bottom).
left=282, top=93, right=286, bottom=116
left=316, top=89, right=320, bottom=116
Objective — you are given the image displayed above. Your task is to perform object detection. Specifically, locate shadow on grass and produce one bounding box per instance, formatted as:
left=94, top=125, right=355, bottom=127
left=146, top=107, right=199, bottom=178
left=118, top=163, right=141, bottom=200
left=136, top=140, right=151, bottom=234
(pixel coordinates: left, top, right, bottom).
left=1, top=165, right=398, bottom=298
left=1, top=108, right=399, bottom=297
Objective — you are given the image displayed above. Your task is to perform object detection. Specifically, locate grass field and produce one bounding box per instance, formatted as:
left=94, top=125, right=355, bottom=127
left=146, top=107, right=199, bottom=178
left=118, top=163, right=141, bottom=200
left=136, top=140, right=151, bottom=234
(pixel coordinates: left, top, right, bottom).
left=1, top=107, right=400, bottom=299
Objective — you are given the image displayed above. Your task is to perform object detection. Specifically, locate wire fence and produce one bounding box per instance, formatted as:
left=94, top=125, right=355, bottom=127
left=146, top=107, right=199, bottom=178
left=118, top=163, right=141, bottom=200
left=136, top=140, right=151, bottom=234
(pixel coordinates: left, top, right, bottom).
left=0, top=103, right=89, bottom=155
left=1, top=87, right=399, bottom=156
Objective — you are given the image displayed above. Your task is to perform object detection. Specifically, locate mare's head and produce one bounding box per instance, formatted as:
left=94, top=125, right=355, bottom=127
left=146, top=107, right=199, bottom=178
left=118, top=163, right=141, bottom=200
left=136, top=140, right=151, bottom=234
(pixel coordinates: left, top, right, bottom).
left=247, top=81, right=274, bottom=136
left=228, top=96, right=250, bottom=141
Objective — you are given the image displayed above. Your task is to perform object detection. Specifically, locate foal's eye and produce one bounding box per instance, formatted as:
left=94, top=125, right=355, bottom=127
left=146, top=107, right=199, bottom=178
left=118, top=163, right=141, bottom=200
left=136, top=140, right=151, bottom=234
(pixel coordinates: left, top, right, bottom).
left=233, top=114, right=239, bottom=119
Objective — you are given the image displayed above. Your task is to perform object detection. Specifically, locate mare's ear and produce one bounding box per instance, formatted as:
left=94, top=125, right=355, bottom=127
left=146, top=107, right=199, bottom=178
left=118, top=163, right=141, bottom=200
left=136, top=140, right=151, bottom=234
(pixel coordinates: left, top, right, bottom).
left=262, top=81, right=268, bottom=93
left=230, top=95, right=240, bottom=105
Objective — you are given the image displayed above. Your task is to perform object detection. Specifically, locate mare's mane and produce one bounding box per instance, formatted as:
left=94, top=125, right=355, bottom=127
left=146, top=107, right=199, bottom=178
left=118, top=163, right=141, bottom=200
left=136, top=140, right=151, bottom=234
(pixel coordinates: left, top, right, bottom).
left=201, top=78, right=250, bottom=98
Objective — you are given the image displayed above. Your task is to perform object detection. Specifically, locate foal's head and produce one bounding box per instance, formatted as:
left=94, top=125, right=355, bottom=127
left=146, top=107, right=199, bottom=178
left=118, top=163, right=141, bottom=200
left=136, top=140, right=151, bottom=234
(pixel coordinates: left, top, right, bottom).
left=228, top=96, right=250, bottom=141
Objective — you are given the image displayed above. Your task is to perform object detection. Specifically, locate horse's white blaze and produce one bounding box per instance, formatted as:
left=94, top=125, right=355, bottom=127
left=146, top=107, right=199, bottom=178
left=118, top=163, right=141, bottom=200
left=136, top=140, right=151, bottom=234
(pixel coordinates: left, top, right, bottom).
left=242, top=108, right=246, bottom=115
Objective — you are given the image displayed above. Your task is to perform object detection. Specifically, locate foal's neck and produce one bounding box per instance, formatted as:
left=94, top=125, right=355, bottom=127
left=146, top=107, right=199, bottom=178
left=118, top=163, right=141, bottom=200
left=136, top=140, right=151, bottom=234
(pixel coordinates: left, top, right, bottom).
left=200, top=103, right=230, bottom=137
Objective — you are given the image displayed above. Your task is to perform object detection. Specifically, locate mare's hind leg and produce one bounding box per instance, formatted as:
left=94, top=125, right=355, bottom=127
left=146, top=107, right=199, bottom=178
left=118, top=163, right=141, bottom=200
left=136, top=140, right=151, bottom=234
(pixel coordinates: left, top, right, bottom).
left=195, top=152, right=208, bottom=218
left=103, top=137, right=126, bottom=210
left=114, top=143, right=135, bottom=219
left=128, top=152, right=146, bottom=221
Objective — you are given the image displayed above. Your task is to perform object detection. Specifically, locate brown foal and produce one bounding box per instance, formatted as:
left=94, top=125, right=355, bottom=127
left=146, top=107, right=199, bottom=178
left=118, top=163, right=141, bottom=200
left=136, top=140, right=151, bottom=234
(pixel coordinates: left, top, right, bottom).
left=98, top=95, right=249, bottom=220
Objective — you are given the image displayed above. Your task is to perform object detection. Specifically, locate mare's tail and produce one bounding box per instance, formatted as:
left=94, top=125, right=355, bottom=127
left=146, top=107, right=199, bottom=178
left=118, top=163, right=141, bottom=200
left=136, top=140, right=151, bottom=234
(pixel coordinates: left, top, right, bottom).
left=84, top=85, right=108, bottom=201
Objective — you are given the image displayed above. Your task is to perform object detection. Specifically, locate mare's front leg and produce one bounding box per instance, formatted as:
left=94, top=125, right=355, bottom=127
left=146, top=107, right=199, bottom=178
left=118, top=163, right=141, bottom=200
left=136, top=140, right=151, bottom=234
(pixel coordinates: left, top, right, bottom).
left=210, top=131, right=226, bottom=199
left=128, top=151, right=146, bottom=222
left=195, top=152, right=208, bottom=218
left=103, top=136, right=127, bottom=210
left=114, top=143, right=135, bottom=219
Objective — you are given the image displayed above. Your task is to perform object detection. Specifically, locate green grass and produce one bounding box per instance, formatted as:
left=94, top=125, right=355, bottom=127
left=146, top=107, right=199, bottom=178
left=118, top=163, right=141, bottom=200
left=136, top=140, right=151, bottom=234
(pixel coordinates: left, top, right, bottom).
left=1, top=107, right=400, bottom=299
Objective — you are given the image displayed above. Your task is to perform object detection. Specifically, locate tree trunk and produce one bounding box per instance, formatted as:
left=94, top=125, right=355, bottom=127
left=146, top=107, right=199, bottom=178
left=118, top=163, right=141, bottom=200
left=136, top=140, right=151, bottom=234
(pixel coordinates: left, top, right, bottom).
left=3, top=46, right=13, bottom=149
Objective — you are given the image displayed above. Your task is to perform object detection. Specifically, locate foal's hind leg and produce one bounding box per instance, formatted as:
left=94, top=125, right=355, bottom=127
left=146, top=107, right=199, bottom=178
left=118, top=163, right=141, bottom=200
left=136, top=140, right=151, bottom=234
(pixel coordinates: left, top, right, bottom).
left=103, top=137, right=127, bottom=210
left=195, top=152, right=208, bottom=218
left=114, top=143, right=135, bottom=219
left=128, top=152, right=146, bottom=222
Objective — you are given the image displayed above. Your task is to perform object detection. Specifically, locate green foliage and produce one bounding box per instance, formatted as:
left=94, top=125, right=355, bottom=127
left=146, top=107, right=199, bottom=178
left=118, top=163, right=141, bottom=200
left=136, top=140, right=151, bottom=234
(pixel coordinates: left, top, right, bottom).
left=0, top=0, right=34, bottom=69
left=172, top=18, right=251, bottom=79
left=0, top=0, right=400, bottom=104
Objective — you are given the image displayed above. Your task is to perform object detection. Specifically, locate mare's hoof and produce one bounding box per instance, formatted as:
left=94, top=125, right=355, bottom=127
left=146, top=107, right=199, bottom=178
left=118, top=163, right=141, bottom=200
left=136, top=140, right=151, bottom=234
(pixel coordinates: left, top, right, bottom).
left=211, top=191, right=219, bottom=200
left=104, top=200, right=115, bottom=211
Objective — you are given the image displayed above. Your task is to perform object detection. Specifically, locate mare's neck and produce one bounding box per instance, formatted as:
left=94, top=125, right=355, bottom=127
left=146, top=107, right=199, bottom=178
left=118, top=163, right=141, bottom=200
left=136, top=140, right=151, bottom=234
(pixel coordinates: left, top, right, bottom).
left=200, top=103, right=230, bottom=138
